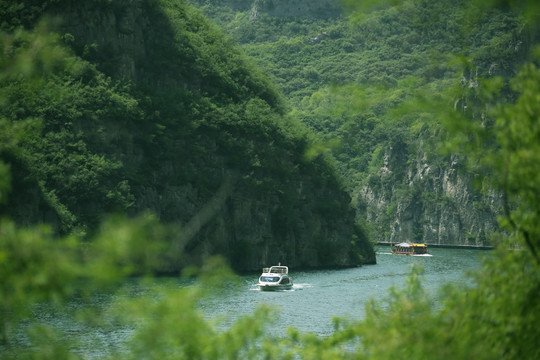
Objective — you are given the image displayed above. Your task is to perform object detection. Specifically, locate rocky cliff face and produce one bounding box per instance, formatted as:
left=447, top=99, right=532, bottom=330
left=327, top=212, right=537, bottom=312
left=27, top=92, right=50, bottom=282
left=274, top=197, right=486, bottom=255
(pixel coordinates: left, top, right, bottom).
left=39, top=0, right=375, bottom=271
left=361, top=144, right=502, bottom=247
left=192, top=0, right=509, bottom=248
left=188, top=176, right=374, bottom=271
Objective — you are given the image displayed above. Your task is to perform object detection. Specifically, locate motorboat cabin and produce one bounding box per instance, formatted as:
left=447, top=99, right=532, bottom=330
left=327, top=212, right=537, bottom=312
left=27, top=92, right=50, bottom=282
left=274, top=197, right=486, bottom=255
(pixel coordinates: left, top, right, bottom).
left=258, top=265, right=293, bottom=291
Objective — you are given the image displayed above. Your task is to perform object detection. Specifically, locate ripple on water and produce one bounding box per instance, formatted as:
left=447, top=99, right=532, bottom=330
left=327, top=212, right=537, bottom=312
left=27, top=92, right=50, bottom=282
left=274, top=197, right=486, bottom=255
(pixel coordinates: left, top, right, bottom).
left=27, top=246, right=485, bottom=356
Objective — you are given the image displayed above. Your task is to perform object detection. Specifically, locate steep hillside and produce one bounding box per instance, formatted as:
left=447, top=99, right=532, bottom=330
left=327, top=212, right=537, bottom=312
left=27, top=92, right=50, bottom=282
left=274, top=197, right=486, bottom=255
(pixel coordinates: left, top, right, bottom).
left=193, top=0, right=532, bottom=246
left=0, top=0, right=375, bottom=271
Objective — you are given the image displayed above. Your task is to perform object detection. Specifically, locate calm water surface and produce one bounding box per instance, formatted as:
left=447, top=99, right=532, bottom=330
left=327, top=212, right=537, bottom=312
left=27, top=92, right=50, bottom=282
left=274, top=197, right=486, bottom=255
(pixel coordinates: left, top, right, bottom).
left=200, top=246, right=486, bottom=336
left=27, top=246, right=486, bottom=357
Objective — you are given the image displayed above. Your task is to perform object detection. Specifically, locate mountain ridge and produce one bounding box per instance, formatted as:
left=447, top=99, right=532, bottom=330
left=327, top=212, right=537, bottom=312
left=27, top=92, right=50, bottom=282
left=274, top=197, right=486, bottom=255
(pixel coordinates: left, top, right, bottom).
left=192, top=0, right=530, bottom=247
left=0, top=0, right=375, bottom=271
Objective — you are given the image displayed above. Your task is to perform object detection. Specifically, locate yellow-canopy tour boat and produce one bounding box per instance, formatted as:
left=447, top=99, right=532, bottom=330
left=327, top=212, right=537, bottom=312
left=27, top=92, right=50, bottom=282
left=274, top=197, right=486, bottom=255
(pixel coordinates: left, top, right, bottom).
left=391, top=242, right=429, bottom=255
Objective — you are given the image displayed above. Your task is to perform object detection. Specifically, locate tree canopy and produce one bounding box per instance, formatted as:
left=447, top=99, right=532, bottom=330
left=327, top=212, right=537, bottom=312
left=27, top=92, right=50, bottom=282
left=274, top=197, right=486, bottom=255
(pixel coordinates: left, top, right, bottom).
left=194, top=0, right=536, bottom=244
left=1, top=0, right=540, bottom=359
left=0, top=0, right=373, bottom=272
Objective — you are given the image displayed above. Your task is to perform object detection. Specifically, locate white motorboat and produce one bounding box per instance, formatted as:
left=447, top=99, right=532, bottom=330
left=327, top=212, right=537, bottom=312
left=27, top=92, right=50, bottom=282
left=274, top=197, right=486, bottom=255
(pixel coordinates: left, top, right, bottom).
left=258, top=265, right=293, bottom=291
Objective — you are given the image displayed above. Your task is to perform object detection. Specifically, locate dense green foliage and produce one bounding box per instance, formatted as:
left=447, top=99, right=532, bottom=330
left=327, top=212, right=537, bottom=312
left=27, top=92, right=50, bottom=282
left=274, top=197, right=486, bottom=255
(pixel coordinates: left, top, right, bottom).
left=0, top=0, right=372, bottom=271
left=0, top=26, right=137, bottom=233
left=194, top=0, right=533, bottom=242
left=1, top=0, right=540, bottom=359
left=2, top=49, right=540, bottom=358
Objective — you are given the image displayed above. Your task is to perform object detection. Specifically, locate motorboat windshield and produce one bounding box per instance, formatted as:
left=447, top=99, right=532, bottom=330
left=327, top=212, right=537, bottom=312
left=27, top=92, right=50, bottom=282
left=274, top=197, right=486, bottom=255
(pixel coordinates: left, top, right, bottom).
left=268, top=266, right=288, bottom=274
left=260, top=276, right=281, bottom=282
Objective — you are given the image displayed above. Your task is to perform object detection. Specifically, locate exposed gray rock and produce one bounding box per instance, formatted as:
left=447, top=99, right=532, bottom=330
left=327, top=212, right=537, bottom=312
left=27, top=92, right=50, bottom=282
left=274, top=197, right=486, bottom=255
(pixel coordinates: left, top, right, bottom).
left=45, top=0, right=374, bottom=271
left=362, top=149, right=502, bottom=247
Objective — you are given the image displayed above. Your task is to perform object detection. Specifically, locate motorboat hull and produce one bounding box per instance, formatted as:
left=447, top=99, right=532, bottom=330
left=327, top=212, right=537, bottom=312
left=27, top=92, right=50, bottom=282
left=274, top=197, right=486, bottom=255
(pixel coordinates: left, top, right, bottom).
left=258, top=283, right=293, bottom=291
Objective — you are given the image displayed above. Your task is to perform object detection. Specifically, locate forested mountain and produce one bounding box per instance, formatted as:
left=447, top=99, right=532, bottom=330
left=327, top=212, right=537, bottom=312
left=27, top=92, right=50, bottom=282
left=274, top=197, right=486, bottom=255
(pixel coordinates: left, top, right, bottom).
left=0, top=0, right=375, bottom=272
left=193, top=0, right=534, bottom=246
left=2, top=1, right=540, bottom=359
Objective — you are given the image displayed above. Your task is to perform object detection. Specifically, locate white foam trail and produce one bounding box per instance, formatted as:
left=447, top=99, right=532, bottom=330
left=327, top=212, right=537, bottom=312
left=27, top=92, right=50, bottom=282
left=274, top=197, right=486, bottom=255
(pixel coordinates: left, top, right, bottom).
left=292, top=283, right=311, bottom=290
left=377, top=252, right=432, bottom=256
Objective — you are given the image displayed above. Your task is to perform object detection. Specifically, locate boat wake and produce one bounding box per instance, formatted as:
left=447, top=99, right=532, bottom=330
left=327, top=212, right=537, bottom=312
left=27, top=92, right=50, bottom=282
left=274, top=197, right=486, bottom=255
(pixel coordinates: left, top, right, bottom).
left=293, top=283, right=311, bottom=290
left=250, top=283, right=311, bottom=291
left=376, top=252, right=433, bottom=257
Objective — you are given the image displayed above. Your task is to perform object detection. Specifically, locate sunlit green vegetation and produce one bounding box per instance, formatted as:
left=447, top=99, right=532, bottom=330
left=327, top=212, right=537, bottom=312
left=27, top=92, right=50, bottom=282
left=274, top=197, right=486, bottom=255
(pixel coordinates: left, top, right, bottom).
left=194, top=0, right=538, bottom=244
left=1, top=0, right=540, bottom=359
left=0, top=0, right=372, bottom=272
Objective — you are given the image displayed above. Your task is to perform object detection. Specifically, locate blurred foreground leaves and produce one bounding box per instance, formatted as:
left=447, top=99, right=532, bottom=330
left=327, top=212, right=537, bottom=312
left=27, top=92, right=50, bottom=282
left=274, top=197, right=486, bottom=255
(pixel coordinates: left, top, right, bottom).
left=1, top=2, right=540, bottom=359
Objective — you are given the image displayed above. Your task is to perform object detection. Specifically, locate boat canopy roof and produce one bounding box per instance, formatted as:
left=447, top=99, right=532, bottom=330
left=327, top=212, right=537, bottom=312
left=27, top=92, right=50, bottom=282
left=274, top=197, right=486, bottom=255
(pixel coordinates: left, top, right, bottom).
left=395, top=242, right=411, bottom=247
left=264, top=266, right=288, bottom=274
left=394, top=243, right=427, bottom=247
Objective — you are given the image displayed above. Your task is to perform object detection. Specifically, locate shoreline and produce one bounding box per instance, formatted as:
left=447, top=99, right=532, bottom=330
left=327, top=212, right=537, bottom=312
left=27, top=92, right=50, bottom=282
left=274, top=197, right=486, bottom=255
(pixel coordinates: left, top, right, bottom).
left=377, top=242, right=494, bottom=250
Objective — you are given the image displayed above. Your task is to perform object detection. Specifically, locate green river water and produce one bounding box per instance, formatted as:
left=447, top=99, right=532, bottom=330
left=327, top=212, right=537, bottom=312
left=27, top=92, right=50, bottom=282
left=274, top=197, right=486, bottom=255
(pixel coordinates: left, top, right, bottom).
left=201, top=246, right=486, bottom=336
left=19, top=246, right=487, bottom=358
